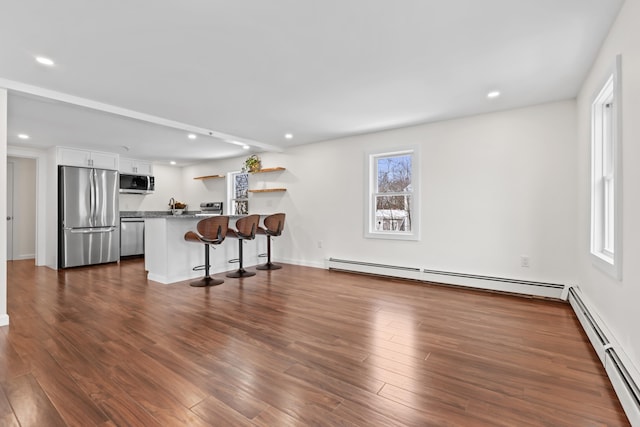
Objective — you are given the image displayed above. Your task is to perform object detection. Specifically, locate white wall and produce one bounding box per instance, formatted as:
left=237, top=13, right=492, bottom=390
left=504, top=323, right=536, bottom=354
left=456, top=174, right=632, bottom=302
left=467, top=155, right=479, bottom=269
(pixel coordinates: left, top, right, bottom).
left=45, top=148, right=58, bottom=268
left=7, top=157, right=36, bottom=259
left=183, top=100, right=578, bottom=283
left=183, top=161, right=234, bottom=211
left=1, top=88, right=8, bottom=325
left=119, top=164, right=184, bottom=212
left=576, top=0, right=640, bottom=369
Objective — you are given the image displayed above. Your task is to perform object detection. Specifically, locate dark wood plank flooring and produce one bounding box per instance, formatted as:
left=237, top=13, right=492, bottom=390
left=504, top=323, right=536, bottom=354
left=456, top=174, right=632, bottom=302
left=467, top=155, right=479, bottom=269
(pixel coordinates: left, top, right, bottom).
left=1, top=259, right=629, bottom=426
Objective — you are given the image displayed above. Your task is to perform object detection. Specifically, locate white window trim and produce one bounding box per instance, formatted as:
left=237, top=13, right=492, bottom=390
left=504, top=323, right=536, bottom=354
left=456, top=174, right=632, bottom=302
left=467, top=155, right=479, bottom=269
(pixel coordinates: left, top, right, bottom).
left=590, top=55, right=622, bottom=280
left=365, top=147, right=420, bottom=241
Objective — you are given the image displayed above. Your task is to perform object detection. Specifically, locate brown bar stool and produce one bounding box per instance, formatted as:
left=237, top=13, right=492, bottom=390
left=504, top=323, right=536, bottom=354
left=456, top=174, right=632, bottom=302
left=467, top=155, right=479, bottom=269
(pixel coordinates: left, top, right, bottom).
left=184, top=216, right=229, bottom=287
left=226, top=214, right=261, bottom=278
left=256, top=213, right=285, bottom=271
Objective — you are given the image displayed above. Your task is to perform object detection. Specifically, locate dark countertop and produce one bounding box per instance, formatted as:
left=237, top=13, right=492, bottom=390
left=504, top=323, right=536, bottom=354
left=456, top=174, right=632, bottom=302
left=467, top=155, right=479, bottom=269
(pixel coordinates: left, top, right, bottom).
left=120, top=210, right=200, bottom=218
left=120, top=210, right=215, bottom=219
left=120, top=211, right=268, bottom=219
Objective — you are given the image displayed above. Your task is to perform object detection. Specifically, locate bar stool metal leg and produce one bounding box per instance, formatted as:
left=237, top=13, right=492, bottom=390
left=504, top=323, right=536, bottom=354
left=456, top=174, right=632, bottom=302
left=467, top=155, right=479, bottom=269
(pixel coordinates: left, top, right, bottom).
left=256, top=235, right=282, bottom=270
left=190, top=244, right=224, bottom=287
left=226, top=239, right=256, bottom=278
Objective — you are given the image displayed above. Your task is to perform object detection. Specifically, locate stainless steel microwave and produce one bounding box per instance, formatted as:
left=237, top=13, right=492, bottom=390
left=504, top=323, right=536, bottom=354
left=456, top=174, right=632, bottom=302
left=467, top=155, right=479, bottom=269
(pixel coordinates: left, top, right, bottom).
left=119, top=174, right=155, bottom=194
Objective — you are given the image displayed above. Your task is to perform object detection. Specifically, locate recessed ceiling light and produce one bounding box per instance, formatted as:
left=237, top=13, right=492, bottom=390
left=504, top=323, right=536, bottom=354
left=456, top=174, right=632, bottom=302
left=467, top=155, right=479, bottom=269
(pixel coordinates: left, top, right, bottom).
left=35, top=56, right=55, bottom=66
left=226, top=140, right=249, bottom=147
left=170, top=161, right=177, bottom=165
left=17, top=133, right=30, bottom=140
left=284, top=133, right=293, bottom=139
left=188, top=133, right=197, bottom=140
left=242, top=145, right=250, bottom=150
left=487, top=91, right=501, bottom=99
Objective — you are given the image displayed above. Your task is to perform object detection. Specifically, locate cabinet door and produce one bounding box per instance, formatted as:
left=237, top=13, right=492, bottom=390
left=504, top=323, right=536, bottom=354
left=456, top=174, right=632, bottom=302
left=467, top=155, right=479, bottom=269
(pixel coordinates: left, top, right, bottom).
left=57, top=147, right=91, bottom=167
left=90, top=151, right=119, bottom=170
left=134, top=161, right=153, bottom=175
left=119, top=158, right=152, bottom=175
left=119, top=158, right=136, bottom=174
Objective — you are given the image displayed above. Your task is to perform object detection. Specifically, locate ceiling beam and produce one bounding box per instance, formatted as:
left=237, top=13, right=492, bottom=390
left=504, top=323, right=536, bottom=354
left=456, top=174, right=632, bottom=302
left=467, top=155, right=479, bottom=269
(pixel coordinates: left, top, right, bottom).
left=0, top=78, right=282, bottom=152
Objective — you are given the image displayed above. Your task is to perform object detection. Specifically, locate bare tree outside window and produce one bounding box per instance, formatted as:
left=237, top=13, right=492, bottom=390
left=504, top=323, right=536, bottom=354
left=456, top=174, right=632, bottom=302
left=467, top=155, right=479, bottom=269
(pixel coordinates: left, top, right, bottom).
left=233, top=172, right=249, bottom=214
left=375, top=154, right=412, bottom=232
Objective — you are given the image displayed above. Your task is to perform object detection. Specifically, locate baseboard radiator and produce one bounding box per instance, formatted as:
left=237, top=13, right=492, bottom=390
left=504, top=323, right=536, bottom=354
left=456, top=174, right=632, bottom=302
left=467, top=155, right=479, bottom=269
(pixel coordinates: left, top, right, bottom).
left=568, top=287, right=640, bottom=426
left=326, top=258, right=565, bottom=299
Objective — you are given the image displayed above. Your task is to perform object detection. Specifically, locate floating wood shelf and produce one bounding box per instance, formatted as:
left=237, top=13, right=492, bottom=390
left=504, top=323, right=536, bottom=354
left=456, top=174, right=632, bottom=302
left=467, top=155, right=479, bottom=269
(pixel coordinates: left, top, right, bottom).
left=251, top=167, right=286, bottom=174
left=248, top=188, right=287, bottom=193
left=193, top=174, right=224, bottom=180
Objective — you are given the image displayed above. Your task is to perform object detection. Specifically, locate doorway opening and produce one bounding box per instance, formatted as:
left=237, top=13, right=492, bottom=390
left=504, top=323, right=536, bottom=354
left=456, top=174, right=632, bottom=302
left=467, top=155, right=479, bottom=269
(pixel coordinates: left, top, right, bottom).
left=6, top=157, right=37, bottom=261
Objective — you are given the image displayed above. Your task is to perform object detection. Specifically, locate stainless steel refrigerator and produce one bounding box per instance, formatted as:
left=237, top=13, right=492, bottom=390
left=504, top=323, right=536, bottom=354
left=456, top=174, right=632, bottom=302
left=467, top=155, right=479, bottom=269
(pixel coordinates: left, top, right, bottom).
left=58, top=165, right=119, bottom=268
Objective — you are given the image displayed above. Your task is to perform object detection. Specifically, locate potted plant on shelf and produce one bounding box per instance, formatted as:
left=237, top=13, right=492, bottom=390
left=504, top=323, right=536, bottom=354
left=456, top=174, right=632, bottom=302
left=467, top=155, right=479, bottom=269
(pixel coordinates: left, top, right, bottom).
left=244, top=155, right=261, bottom=173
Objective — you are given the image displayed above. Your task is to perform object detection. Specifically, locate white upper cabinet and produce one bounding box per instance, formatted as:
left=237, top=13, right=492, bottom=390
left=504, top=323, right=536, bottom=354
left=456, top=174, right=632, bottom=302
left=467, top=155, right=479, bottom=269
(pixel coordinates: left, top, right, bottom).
left=120, top=158, right=153, bottom=175
left=57, top=147, right=119, bottom=170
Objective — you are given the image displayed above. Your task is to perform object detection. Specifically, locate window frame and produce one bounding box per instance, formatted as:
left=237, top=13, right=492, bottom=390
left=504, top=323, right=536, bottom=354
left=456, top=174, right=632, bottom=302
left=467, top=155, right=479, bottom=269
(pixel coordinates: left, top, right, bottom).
left=590, top=55, right=622, bottom=280
left=227, top=171, right=249, bottom=215
left=365, top=147, right=420, bottom=241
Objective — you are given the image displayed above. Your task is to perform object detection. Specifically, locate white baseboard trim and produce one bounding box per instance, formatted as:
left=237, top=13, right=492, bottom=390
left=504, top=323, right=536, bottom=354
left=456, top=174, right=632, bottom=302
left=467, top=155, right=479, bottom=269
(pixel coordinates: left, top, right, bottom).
left=568, top=287, right=639, bottom=426
left=279, top=257, right=326, bottom=270
left=11, top=254, right=35, bottom=261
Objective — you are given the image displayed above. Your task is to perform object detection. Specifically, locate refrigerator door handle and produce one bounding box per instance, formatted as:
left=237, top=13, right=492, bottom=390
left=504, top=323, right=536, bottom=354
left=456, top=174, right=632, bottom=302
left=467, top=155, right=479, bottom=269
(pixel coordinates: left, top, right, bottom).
left=65, top=226, right=116, bottom=234
left=90, top=169, right=97, bottom=225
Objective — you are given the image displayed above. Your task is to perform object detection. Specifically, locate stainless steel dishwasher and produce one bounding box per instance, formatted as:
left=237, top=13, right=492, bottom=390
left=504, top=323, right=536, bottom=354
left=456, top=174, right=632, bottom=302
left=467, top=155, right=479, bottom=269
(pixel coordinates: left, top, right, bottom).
left=120, top=217, right=145, bottom=257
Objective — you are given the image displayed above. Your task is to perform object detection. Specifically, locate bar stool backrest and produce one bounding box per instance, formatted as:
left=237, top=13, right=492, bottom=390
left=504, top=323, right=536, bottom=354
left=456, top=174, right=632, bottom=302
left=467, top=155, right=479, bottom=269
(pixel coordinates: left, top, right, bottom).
left=236, top=214, right=260, bottom=239
left=197, top=216, right=229, bottom=242
left=264, top=213, right=285, bottom=236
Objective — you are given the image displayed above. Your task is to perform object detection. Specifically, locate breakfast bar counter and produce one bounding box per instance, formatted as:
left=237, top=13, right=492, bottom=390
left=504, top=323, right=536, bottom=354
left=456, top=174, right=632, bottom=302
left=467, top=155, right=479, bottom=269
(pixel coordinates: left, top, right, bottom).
left=144, top=215, right=265, bottom=284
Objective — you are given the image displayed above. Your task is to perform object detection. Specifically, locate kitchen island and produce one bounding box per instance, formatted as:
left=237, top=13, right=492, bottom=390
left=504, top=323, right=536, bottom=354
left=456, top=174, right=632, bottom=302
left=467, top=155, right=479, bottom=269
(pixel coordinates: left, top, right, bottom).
left=144, top=214, right=265, bottom=284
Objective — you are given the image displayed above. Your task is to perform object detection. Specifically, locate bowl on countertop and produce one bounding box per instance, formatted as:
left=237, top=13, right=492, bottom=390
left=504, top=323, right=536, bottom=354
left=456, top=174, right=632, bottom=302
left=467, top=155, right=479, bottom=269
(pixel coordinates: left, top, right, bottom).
left=171, top=209, right=185, bottom=215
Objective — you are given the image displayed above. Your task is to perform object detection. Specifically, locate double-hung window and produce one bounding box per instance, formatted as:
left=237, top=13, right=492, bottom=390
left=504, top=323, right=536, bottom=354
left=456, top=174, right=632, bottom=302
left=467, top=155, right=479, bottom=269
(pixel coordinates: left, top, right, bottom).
left=227, top=171, right=249, bottom=215
left=366, top=148, right=419, bottom=240
left=590, top=56, right=622, bottom=279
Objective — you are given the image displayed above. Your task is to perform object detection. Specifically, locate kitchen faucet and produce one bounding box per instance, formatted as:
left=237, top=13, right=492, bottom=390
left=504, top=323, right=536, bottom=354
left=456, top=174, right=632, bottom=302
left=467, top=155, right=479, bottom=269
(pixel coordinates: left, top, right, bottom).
left=169, top=197, right=176, bottom=209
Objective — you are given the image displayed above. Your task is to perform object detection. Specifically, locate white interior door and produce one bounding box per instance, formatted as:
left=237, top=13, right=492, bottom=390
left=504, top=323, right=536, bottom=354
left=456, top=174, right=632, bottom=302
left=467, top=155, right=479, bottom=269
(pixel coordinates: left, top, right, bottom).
left=6, top=162, right=14, bottom=261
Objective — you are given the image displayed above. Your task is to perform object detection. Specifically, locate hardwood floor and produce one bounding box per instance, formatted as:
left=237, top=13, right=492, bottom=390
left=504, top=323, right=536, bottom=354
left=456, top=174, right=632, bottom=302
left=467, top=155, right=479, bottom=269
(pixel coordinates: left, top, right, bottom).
left=1, top=259, right=629, bottom=426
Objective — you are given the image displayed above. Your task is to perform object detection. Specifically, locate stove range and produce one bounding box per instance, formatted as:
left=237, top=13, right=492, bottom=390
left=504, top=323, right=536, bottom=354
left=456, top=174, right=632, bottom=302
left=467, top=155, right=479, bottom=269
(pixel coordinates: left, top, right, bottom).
left=197, top=202, right=223, bottom=216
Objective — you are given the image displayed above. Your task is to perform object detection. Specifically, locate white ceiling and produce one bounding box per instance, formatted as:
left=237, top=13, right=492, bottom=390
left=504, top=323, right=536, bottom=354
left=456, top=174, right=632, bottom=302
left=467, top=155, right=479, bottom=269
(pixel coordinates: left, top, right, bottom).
left=1, top=0, right=624, bottom=166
